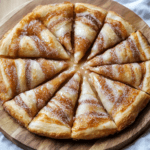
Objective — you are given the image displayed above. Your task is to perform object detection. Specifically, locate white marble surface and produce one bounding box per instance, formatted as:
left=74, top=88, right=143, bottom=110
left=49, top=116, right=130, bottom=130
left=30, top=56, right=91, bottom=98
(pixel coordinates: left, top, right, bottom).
left=0, top=0, right=150, bottom=149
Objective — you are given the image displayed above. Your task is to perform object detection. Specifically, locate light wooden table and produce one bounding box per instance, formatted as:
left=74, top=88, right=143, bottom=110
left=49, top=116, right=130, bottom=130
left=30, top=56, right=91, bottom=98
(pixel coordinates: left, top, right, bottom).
left=0, top=0, right=32, bottom=26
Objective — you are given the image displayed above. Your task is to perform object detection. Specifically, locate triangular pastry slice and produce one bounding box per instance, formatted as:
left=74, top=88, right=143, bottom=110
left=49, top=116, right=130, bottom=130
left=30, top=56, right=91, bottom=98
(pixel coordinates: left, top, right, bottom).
left=0, top=12, right=69, bottom=59
left=28, top=72, right=81, bottom=139
left=0, top=58, right=68, bottom=103
left=88, top=61, right=150, bottom=95
left=88, top=11, right=136, bottom=59
left=90, top=73, right=150, bottom=131
left=3, top=68, right=76, bottom=127
left=86, top=31, right=150, bottom=67
left=33, top=2, right=74, bottom=53
left=72, top=77, right=117, bottom=140
left=74, top=3, right=107, bottom=63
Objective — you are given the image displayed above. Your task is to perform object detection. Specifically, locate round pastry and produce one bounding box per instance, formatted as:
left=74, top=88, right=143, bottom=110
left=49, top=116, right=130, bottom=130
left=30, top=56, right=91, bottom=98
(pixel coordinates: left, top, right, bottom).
left=1, top=2, right=150, bottom=140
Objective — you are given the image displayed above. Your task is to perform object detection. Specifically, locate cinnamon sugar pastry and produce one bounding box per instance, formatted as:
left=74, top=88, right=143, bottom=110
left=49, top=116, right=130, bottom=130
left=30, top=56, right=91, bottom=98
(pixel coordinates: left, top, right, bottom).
left=72, top=77, right=117, bottom=139
left=33, top=2, right=74, bottom=53
left=28, top=72, right=81, bottom=139
left=88, top=61, right=150, bottom=95
left=0, top=2, right=150, bottom=140
left=90, top=73, right=150, bottom=130
left=3, top=68, right=75, bottom=127
left=0, top=58, right=68, bottom=103
left=0, top=13, right=69, bottom=59
left=87, top=31, right=150, bottom=67
left=74, top=3, right=107, bottom=63
left=88, top=11, right=135, bottom=60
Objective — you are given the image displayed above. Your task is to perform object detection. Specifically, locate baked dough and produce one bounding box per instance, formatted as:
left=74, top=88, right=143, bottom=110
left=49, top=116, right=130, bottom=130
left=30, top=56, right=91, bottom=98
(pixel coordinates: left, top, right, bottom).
left=72, top=77, right=117, bottom=139
left=0, top=58, right=68, bottom=103
left=88, top=11, right=136, bottom=60
left=0, top=13, right=69, bottom=59
left=88, top=61, right=150, bottom=95
left=90, top=73, right=150, bottom=130
left=28, top=72, right=81, bottom=139
left=1, top=2, right=150, bottom=140
left=3, top=68, right=75, bottom=127
left=33, top=2, right=73, bottom=53
left=74, top=3, right=107, bottom=63
left=86, top=30, right=150, bottom=67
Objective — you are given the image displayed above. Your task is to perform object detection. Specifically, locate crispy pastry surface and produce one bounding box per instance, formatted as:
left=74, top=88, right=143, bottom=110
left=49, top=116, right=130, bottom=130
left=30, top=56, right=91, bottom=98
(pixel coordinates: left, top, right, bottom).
left=28, top=72, right=81, bottom=138
left=72, top=77, right=117, bottom=139
left=90, top=73, right=150, bottom=130
left=88, top=11, right=136, bottom=59
left=3, top=68, right=75, bottom=127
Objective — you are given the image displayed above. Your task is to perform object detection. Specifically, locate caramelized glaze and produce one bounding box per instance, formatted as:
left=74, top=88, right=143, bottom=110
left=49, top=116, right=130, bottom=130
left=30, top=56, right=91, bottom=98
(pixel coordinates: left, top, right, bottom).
left=32, top=2, right=74, bottom=53
left=106, top=18, right=127, bottom=40
left=87, top=31, right=150, bottom=67
left=74, top=3, right=107, bottom=63
left=75, top=113, right=110, bottom=129
left=14, top=95, right=33, bottom=117
left=88, top=11, right=135, bottom=59
left=2, top=59, right=19, bottom=96
left=2, top=2, right=150, bottom=140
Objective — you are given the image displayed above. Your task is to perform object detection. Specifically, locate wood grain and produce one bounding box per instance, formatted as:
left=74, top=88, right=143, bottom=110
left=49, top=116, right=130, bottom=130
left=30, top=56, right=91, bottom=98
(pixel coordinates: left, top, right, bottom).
left=0, top=0, right=150, bottom=150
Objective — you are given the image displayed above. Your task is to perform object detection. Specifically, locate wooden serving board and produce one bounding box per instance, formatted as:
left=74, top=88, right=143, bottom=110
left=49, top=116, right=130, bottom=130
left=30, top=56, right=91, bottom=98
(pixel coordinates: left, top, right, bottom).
left=0, top=0, right=150, bottom=149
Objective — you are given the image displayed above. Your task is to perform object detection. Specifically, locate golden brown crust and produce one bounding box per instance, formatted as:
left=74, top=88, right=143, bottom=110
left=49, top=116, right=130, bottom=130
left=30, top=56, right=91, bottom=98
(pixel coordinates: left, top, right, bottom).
left=1, top=2, right=150, bottom=140
left=3, top=68, right=76, bottom=127
left=28, top=113, right=71, bottom=139
left=87, top=61, right=150, bottom=95
left=72, top=114, right=117, bottom=140
left=72, top=128, right=117, bottom=140
left=86, top=30, right=150, bottom=67
left=88, top=11, right=136, bottom=60
left=87, top=62, right=144, bottom=89
left=108, top=11, right=135, bottom=30
left=75, top=3, right=107, bottom=12
left=0, top=11, right=69, bottom=59
left=3, top=100, right=32, bottom=127
left=33, top=2, right=74, bottom=53
left=28, top=72, right=81, bottom=139
left=72, top=77, right=117, bottom=139
left=74, top=3, right=107, bottom=63
left=75, top=3, right=107, bottom=25
left=115, top=91, right=150, bottom=131
left=90, top=73, right=150, bottom=131
left=0, top=58, right=68, bottom=103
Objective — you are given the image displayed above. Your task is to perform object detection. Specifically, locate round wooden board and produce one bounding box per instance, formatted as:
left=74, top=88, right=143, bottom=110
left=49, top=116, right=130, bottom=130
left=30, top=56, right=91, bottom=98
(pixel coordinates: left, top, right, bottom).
left=0, top=0, right=150, bottom=150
